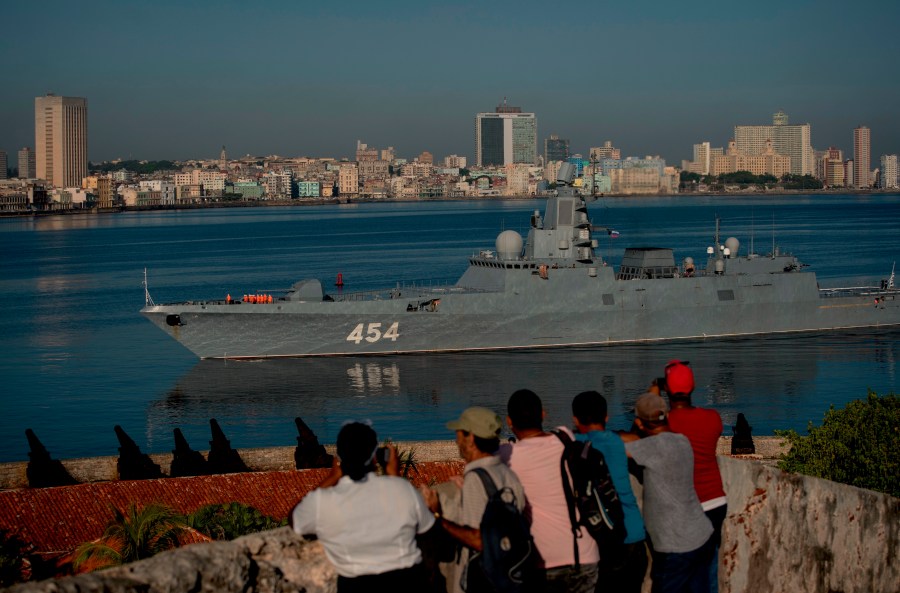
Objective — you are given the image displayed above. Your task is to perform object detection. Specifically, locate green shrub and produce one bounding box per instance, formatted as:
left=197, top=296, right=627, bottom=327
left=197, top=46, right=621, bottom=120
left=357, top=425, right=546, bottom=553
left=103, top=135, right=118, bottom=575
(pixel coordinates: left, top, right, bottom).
left=776, top=391, right=899, bottom=497
left=187, top=503, right=285, bottom=541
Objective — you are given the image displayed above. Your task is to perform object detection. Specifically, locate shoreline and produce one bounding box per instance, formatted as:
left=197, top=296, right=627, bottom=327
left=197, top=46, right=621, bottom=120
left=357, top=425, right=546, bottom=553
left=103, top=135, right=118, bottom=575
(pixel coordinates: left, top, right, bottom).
left=2, top=188, right=899, bottom=219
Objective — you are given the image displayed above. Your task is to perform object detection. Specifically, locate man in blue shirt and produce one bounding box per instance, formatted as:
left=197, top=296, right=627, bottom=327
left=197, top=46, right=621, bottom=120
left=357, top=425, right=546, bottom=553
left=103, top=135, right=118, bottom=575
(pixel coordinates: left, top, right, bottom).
left=572, top=390, right=648, bottom=593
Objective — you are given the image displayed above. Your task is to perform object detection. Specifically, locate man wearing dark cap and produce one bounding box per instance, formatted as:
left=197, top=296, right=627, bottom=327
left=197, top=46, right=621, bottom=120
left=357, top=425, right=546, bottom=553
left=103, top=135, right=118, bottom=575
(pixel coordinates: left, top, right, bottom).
left=662, top=360, right=727, bottom=592
left=421, top=406, right=526, bottom=593
left=290, top=422, right=435, bottom=592
left=625, top=393, right=714, bottom=593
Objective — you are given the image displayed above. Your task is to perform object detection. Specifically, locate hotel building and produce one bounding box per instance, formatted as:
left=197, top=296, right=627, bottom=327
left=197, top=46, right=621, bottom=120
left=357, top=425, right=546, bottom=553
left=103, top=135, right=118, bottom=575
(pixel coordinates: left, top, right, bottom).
left=475, top=100, right=537, bottom=167
left=734, top=110, right=813, bottom=176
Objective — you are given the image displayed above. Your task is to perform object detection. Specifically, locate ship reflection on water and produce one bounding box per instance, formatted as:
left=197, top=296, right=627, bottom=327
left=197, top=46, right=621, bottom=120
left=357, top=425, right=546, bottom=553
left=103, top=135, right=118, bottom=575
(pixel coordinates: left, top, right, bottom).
left=147, top=329, right=899, bottom=451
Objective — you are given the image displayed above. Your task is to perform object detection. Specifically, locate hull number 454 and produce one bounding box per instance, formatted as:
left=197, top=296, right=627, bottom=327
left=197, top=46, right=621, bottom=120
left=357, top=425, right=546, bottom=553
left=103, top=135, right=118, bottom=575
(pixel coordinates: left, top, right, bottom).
left=346, top=322, right=400, bottom=344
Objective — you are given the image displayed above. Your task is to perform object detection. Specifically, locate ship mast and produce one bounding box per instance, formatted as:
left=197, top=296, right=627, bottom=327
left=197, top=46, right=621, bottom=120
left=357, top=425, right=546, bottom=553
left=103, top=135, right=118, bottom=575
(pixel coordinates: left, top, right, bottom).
left=143, top=268, right=155, bottom=307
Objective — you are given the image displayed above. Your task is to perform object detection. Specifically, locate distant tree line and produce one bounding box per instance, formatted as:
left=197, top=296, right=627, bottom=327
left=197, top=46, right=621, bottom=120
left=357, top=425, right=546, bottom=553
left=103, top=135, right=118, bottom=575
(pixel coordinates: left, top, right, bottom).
left=89, top=160, right=178, bottom=174
left=680, top=171, right=823, bottom=190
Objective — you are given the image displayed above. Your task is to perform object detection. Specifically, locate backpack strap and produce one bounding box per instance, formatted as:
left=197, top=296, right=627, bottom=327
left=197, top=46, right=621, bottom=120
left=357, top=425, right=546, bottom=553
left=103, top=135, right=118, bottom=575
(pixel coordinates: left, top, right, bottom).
left=552, top=430, right=581, bottom=567
left=470, top=467, right=499, bottom=499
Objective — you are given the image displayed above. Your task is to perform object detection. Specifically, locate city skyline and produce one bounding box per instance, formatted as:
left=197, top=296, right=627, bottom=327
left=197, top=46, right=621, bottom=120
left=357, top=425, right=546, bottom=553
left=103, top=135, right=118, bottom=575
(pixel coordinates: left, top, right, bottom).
left=2, top=0, right=900, bottom=165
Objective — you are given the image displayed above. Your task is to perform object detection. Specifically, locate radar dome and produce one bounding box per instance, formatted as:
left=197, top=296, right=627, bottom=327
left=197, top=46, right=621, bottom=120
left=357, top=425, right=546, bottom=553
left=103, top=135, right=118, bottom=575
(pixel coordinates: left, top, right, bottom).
left=725, top=237, right=740, bottom=258
left=496, top=230, right=523, bottom=260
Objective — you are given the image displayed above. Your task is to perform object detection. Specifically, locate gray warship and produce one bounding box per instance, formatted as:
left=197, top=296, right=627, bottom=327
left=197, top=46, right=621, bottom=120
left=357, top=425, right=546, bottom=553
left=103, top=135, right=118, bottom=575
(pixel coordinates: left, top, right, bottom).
left=142, top=163, right=900, bottom=359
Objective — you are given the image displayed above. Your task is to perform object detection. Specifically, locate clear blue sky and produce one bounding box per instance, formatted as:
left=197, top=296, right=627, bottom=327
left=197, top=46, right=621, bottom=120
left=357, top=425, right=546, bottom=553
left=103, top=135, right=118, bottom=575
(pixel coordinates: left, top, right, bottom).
left=2, top=0, right=898, bottom=165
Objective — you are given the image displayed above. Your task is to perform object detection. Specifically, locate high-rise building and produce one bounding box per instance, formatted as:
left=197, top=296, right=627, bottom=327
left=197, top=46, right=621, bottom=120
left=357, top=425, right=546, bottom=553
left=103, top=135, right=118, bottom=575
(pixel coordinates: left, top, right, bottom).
left=18, top=147, right=36, bottom=179
left=853, top=126, right=871, bottom=188
left=590, top=141, right=621, bottom=162
left=880, top=154, right=898, bottom=189
left=0, top=151, right=7, bottom=179
left=693, top=142, right=711, bottom=175
left=475, top=100, right=537, bottom=167
left=34, top=94, right=88, bottom=188
left=544, top=134, right=569, bottom=163
left=734, top=110, right=813, bottom=176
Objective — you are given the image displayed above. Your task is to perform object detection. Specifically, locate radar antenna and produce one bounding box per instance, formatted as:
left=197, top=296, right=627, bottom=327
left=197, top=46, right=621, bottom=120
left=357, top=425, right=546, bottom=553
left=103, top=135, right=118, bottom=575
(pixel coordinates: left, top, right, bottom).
left=143, top=268, right=155, bottom=306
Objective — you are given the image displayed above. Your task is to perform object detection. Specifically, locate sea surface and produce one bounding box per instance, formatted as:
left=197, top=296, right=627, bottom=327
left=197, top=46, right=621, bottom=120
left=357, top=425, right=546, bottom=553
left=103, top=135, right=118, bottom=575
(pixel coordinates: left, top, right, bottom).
left=1, top=194, right=899, bottom=463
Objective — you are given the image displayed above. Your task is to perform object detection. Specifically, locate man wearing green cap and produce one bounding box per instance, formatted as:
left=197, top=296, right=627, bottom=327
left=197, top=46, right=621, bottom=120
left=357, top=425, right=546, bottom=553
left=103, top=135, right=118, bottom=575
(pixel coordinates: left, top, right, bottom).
left=421, top=406, right=526, bottom=593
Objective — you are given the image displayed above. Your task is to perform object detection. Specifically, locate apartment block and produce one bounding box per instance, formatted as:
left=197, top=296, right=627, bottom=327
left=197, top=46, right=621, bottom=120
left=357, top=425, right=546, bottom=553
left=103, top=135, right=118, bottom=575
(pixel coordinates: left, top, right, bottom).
left=853, top=126, right=871, bottom=188
left=880, top=155, right=898, bottom=189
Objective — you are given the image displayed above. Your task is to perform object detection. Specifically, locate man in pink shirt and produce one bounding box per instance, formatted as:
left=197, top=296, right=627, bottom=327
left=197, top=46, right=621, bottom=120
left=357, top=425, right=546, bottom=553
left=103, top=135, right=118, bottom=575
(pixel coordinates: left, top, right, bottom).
left=662, top=360, right=727, bottom=593
left=499, top=389, right=599, bottom=593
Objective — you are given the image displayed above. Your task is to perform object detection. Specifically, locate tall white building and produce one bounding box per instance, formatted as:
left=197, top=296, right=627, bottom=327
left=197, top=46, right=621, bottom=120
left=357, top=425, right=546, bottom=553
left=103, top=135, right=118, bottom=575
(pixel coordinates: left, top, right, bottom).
left=853, top=126, right=871, bottom=188
left=475, top=100, right=537, bottom=167
left=693, top=142, right=711, bottom=175
left=734, top=110, right=813, bottom=176
left=34, top=94, right=88, bottom=188
left=880, top=154, right=898, bottom=189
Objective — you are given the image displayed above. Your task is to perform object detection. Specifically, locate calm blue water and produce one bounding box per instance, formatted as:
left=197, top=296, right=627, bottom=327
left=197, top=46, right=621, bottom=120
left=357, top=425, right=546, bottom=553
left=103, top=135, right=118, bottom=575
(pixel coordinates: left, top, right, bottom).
left=1, top=195, right=899, bottom=462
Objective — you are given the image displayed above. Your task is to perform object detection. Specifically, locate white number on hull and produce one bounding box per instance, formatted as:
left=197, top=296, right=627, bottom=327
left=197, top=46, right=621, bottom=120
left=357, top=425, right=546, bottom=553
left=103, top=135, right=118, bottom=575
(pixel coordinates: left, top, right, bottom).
left=347, top=322, right=400, bottom=344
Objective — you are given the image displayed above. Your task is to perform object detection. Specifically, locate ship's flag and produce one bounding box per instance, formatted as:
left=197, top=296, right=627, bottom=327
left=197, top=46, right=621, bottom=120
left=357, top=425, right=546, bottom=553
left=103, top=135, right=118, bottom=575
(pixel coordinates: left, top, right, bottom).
left=609, top=229, right=620, bottom=238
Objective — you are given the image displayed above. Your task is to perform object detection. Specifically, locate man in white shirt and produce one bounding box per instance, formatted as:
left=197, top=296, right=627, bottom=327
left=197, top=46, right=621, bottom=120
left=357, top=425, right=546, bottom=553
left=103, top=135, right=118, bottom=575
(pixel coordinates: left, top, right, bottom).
left=290, top=422, right=435, bottom=592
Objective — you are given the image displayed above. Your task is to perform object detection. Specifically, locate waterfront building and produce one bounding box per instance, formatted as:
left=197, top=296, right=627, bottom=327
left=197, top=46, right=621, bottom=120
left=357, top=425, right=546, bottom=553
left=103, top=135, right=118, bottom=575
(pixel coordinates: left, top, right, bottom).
left=34, top=94, right=88, bottom=188
left=417, top=151, right=434, bottom=165
left=544, top=134, right=569, bottom=163
left=505, top=164, right=530, bottom=196
left=338, top=163, right=359, bottom=197
left=734, top=110, right=813, bottom=176
left=296, top=181, right=321, bottom=198
left=18, top=147, right=36, bottom=179
left=818, top=147, right=844, bottom=187
left=880, top=155, right=898, bottom=189
left=96, top=176, right=114, bottom=208
left=567, top=155, right=586, bottom=177
left=139, top=180, right=176, bottom=205
left=544, top=160, right=563, bottom=186
left=233, top=181, right=264, bottom=199
left=710, top=140, right=791, bottom=179
left=693, top=142, right=711, bottom=175
left=589, top=141, right=621, bottom=163
left=263, top=171, right=293, bottom=199
left=0, top=151, right=7, bottom=179
left=380, top=147, right=395, bottom=162
left=601, top=156, right=676, bottom=195
left=475, top=100, right=537, bottom=167
left=853, top=126, right=871, bottom=188
left=844, top=159, right=854, bottom=188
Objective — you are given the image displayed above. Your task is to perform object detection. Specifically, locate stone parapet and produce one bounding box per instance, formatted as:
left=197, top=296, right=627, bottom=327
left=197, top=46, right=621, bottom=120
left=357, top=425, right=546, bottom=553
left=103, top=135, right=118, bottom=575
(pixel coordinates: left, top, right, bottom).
left=7, top=454, right=897, bottom=593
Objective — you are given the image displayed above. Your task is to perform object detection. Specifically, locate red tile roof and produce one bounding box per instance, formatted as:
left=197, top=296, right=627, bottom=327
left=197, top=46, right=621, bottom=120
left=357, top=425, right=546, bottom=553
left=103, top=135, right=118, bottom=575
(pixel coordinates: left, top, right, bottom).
left=0, top=461, right=464, bottom=557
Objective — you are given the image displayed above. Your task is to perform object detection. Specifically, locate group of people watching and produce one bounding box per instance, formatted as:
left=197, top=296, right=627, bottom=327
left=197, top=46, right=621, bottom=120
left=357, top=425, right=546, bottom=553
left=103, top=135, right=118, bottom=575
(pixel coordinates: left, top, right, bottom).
left=290, top=359, right=727, bottom=593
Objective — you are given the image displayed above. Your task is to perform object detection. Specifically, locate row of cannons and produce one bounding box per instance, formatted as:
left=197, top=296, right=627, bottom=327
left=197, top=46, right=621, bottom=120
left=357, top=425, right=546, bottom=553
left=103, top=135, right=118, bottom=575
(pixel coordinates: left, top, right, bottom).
left=22, top=418, right=335, bottom=489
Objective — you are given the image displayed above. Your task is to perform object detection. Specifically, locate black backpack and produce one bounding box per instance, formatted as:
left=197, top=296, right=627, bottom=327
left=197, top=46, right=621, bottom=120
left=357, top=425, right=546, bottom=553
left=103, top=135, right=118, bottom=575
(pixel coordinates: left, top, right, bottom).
left=464, top=467, right=538, bottom=593
left=553, top=430, right=627, bottom=564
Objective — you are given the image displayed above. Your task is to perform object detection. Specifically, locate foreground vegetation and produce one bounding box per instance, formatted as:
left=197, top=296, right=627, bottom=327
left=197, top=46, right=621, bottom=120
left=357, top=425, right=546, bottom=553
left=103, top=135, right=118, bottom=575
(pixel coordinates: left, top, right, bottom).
left=73, top=502, right=286, bottom=573
left=777, top=391, right=899, bottom=497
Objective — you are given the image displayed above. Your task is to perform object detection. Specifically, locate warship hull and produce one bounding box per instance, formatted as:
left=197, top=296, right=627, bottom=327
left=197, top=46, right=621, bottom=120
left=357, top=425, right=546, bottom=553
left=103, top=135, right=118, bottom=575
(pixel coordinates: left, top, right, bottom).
left=142, top=261, right=900, bottom=359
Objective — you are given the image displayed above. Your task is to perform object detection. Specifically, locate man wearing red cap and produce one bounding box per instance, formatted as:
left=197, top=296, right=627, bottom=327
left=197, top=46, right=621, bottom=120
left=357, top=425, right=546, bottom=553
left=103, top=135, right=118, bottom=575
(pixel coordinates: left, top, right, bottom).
left=661, top=360, right=727, bottom=593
